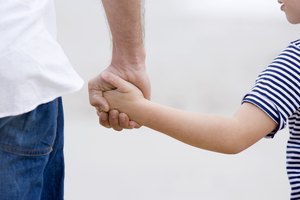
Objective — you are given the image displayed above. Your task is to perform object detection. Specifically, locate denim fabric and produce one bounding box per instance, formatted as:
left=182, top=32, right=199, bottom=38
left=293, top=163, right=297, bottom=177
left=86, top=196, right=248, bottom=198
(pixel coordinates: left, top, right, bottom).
left=0, top=98, right=64, bottom=200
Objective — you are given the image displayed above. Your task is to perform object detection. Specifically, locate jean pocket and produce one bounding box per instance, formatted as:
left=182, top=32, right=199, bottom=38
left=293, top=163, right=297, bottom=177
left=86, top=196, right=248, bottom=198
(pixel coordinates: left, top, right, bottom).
left=0, top=99, right=58, bottom=156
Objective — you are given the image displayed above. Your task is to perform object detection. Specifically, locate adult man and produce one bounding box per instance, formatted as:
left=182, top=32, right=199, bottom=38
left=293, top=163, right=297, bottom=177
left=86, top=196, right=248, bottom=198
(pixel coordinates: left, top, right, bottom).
left=0, top=0, right=150, bottom=199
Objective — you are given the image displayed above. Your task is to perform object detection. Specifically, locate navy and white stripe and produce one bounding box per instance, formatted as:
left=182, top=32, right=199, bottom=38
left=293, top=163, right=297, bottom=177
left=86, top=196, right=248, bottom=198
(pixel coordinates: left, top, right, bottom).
left=242, top=39, right=300, bottom=199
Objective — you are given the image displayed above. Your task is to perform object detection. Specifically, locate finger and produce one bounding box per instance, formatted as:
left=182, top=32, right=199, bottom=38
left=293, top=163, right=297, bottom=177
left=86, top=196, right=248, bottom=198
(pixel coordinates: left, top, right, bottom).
left=88, top=75, right=116, bottom=112
left=89, top=90, right=110, bottom=112
left=129, top=120, right=141, bottom=129
left=99, top=112, right=111, bottom=128
left=109, top=110, right=123, bottom=131
left=119, top=113, right=132, bottom=129
left=96, top=108, right=102, bottom=116
left=101, top=72, right=132, bottom=93
left=138, top=74, right=151, bottom=100
left=142, top=85, right=151, bottom=100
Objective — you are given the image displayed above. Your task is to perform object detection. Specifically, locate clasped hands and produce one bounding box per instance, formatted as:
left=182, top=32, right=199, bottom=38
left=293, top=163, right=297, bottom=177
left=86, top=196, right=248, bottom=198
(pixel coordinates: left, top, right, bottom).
left=88, top=65, right=150, bottom=131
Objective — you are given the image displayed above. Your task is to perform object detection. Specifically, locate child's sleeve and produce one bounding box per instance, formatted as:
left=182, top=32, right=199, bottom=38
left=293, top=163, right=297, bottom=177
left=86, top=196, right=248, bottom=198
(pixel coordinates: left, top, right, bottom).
left=242, top=41, right=300, bottom=138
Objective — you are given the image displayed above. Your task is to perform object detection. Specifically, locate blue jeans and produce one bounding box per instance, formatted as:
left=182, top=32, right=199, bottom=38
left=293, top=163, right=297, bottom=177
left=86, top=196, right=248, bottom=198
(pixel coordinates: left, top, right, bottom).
left=0, top=98, right=64, bottom=200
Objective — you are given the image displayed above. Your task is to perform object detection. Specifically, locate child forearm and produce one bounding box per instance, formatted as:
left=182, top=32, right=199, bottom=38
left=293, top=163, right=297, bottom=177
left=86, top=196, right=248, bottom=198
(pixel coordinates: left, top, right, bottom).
left=101, top=72, right=276, bottom=150
left=125, top=100, right=276, bottom=154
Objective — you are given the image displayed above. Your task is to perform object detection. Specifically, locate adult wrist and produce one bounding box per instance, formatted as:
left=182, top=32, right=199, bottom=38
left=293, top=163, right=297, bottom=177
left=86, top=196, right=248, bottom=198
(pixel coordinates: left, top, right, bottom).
left=111, top=47, right=146, bottom=70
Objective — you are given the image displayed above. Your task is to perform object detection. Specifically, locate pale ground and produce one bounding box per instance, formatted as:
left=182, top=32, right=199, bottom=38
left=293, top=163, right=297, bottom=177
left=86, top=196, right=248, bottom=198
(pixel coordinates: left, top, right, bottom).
left=55, top=0, right=300, bottom=199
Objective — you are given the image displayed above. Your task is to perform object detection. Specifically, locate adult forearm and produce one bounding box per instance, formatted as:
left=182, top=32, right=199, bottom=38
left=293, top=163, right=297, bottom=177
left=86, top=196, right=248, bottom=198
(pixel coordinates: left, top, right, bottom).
left=101, top=0, right=145, bottom=67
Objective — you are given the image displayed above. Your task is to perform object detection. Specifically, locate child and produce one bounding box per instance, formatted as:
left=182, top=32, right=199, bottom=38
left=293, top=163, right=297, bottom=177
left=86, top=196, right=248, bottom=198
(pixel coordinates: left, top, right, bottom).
left=102, top=0, right=300, bottom=199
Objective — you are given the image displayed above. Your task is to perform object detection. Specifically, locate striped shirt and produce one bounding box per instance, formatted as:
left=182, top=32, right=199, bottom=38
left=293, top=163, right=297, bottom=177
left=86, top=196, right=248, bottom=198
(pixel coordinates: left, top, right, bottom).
left=242, top=39, right=300, bottom=200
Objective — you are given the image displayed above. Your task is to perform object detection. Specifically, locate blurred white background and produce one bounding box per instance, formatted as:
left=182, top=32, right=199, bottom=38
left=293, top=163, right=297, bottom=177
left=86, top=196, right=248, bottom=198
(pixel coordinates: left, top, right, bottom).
left=54, top=0, right=300, bottom=199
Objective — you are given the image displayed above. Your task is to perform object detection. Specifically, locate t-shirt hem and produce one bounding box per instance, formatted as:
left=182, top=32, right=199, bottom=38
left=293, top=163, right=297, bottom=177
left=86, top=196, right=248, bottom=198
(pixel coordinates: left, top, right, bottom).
left=242, top=99, right=280, bottom=138
left=0, top=83, right=83, bottom=118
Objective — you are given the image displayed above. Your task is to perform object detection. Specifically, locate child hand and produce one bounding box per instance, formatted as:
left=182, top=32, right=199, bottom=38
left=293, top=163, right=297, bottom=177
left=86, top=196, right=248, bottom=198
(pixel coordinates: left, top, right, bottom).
left=102, top=72, right=144, bottom=113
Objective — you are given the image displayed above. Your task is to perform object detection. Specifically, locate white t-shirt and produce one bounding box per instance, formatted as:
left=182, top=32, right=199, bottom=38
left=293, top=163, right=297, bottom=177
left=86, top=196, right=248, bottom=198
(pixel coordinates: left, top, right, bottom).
left=0, top=0, right=83, bottom=117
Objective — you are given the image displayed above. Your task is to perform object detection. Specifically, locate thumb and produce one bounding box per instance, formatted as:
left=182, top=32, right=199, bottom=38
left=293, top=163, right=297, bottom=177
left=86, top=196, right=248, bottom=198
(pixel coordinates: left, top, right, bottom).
left=101, top=72, right=131, bottom=93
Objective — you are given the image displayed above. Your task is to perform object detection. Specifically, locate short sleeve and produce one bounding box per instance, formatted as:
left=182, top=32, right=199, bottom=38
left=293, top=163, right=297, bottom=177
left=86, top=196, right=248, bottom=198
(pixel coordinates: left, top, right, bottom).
left=242, top=40, right=300, bottom=138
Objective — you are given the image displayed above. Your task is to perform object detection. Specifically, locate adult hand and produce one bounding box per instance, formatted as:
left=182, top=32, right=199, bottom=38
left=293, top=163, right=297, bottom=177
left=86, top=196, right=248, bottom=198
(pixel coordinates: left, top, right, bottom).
left=88, top=64, right=150, bottom=131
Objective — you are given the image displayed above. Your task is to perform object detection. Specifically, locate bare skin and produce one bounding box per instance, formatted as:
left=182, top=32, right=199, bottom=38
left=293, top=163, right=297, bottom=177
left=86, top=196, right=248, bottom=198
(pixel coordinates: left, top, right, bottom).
left=92, top=0, right=300, bottom=134
left=102, top=72, right=277, bottom=154
left=88, top=0, right=150, bottom=131
left=278, top=0, right=300, bottom=24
